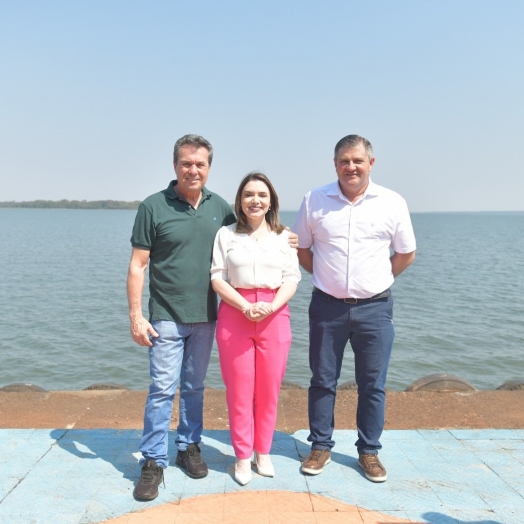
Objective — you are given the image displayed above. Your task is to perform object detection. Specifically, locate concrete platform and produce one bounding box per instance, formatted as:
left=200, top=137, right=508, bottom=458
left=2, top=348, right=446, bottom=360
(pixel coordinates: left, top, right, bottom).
left=1, top=390, right=523, bottom=523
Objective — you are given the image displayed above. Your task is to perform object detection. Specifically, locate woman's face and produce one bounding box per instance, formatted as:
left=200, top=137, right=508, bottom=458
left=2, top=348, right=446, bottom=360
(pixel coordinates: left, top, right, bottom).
left=241, top=180, right=271, bottom=222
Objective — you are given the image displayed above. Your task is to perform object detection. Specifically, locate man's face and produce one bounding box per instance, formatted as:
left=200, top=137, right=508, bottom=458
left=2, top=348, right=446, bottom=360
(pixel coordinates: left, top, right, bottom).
left=173, top=145, right=210, bottom=195
left=334, top=143, right=375, bottom=198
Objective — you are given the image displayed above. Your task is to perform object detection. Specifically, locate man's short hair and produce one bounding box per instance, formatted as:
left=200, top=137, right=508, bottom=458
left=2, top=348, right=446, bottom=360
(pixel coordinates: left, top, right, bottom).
left=334, top=135, right=373, bottom=161
left=173, top=134, right=213, bottom=165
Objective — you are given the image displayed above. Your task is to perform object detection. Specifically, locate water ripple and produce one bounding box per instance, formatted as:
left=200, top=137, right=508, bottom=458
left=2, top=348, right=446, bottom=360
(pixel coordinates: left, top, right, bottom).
left=1, top=209, right=523, bottom=391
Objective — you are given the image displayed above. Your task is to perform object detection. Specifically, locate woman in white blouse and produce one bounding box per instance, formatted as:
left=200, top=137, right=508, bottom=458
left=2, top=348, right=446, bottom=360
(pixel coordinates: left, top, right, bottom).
left=210, top=172, right=301, bottom=485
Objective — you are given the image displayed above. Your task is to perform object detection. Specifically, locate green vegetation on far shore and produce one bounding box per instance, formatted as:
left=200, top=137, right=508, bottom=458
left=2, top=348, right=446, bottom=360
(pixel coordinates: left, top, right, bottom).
left=0, top=200, right=141, bottom=210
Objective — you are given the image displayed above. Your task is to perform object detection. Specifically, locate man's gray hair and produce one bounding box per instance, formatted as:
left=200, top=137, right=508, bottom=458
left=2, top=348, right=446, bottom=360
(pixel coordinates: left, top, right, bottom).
left=173, top=134, right=213, bottom=165
left=334, top=135, right=373, bottom=161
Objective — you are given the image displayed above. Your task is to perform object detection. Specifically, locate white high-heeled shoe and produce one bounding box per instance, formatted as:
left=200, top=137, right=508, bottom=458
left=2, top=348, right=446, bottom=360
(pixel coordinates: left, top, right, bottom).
left=234, top=458, right=252, bottom=485
left=252, top=452, right=275, bottom=477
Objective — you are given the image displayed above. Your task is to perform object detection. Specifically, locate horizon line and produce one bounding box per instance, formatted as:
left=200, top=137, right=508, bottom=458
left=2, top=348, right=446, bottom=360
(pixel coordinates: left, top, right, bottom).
left=1, top=200, right=523, bottom=214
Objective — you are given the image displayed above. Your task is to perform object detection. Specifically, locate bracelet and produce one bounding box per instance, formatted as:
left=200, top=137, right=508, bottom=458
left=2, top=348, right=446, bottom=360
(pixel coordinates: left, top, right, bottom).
left=241, top=303, right=251, bottom=315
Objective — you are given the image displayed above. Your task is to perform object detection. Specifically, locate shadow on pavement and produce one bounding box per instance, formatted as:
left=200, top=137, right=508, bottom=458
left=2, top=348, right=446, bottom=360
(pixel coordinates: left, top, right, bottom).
left=422, top=511, right=502, bottom=524
left=50, top=428, right=142, bottom=481
left=48, top=428, right=306, bottom=484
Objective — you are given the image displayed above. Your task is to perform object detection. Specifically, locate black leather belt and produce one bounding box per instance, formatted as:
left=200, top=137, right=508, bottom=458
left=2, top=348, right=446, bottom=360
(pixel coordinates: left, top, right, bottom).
left=313, top=287, right=391, bottom=304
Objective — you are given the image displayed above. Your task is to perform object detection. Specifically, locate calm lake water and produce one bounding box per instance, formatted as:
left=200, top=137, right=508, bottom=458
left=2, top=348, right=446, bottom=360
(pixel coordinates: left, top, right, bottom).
left=1, top=208, right=523, bottom=391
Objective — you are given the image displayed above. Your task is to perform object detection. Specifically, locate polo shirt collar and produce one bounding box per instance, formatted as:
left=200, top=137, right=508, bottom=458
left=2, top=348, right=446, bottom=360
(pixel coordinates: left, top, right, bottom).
left=165, top=180, right=211, bottom=202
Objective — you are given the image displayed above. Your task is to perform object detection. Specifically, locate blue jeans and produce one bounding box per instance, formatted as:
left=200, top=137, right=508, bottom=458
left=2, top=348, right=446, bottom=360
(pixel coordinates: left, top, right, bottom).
left=139, top=320, right=215, bottom=468
left=307, top=288, right=394, bottom=455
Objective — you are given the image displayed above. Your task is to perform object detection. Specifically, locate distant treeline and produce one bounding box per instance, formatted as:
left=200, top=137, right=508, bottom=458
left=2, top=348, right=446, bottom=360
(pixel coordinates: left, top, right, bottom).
left=0, top=200, right=141, bottom=210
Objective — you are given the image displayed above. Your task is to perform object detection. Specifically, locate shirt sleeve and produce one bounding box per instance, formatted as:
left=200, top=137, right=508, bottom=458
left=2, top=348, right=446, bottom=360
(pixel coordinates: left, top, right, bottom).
left=130, top=203, right=155, bottom=250
left=210, top=226, right=230, bottom=281
left=392, top=198, right=417, bottom=254
left=293, top=195, right=313, bottom=249
left=281, top=239, right=302, bottom=284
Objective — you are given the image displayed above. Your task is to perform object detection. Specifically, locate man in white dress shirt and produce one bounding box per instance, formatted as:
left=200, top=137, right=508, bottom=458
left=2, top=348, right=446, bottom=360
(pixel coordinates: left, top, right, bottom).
left=293, top=135, right=416, bottom=482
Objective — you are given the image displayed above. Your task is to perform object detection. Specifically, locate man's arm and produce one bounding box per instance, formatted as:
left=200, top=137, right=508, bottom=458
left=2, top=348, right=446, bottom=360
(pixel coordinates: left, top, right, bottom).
left=390, top=251, right=416, bottom=277
left=127, top=247, right=158, bottom=346
left=297, top=248, right=313, bottom=274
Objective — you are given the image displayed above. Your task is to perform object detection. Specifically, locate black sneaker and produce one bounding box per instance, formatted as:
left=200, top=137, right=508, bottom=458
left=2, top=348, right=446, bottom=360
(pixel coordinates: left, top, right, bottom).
left=176, top=443, right=208, bottom=478
left=133, top=458, right=164, bottom=500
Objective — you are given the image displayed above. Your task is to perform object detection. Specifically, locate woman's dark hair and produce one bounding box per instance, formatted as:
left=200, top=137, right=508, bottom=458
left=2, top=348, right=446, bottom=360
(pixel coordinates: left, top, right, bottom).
left=235, top=172, right=284, bottom=234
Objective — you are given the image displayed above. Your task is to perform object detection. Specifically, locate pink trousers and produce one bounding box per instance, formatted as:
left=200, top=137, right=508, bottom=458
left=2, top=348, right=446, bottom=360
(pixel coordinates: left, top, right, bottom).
left=216, top=288, right=292, bottom=459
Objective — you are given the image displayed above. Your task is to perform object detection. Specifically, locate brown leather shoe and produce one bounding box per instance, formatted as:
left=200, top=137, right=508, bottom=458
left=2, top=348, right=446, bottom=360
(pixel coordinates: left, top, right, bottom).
left=301, top=449, right=331, bottom=475
left=358, top=453, right=387, bottom=482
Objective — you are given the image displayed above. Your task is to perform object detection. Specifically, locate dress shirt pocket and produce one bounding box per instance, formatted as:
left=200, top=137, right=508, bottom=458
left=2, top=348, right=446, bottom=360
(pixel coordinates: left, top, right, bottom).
left=354, top=218, right=393, bottom=242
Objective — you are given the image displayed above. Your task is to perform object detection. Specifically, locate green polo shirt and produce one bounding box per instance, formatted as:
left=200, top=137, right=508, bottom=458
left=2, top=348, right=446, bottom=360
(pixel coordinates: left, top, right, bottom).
left=131, top=180, right=236, bottom=324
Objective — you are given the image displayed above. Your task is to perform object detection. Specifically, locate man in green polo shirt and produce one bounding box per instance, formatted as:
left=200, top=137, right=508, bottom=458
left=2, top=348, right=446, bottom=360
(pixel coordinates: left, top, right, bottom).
left=127, top=134, right=236, bottom=500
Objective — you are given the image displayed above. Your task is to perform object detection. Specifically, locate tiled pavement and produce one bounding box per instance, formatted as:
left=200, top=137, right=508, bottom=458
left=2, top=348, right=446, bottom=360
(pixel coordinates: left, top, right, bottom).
left=0, top=428, right=523, bottom=523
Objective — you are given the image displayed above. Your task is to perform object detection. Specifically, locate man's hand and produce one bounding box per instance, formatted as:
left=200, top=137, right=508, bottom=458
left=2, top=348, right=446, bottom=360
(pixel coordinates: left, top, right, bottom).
left=129, top=314, right=159, bottom=346
left=284, top=227, right=299, bottom=249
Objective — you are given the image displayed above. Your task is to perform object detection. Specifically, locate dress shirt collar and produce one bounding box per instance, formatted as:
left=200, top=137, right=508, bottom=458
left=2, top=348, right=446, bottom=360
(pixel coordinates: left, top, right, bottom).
left=328, top=179, right=379, bottom=203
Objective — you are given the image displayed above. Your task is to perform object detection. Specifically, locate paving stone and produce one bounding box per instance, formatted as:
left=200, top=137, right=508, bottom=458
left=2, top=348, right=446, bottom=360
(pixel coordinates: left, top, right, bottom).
left=450, top=429, right=524, bottom=440
left=0, top=428, right=523, bottom=523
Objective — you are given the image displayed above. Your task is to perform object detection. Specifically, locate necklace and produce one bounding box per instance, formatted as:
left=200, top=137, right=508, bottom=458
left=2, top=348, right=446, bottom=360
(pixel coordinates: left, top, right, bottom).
left=249, top=225, right=270, bottom=242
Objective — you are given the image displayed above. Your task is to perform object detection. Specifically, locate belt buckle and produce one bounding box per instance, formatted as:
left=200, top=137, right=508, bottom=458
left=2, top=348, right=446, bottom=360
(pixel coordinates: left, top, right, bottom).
left=344, top=297, right=358, bottom=304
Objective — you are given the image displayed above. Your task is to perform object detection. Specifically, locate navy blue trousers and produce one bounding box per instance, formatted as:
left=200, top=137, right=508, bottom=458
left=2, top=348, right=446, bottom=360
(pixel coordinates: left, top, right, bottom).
left=307, top=288, right=395, bottom=454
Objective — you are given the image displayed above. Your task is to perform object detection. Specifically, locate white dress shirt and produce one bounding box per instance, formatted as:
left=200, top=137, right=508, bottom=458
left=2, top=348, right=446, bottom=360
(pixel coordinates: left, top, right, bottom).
left=210, top=224, right=301, bottom=289
left=293, top=180, right=416, bottom=299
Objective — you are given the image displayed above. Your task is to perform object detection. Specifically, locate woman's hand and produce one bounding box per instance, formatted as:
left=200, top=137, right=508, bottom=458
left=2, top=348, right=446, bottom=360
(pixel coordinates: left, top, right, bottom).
left=246, top=301, right=274, bottom=322
left=253, top=301, right=274, bottom=315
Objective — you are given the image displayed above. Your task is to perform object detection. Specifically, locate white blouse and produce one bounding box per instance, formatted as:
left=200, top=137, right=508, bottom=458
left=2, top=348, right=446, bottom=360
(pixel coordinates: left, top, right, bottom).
left=210, top=224, right=301, bottom=289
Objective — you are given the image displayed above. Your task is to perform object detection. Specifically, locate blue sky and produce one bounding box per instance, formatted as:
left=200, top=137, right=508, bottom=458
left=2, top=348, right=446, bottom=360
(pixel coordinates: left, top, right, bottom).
left=1, top=1, right=523, bottom=211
